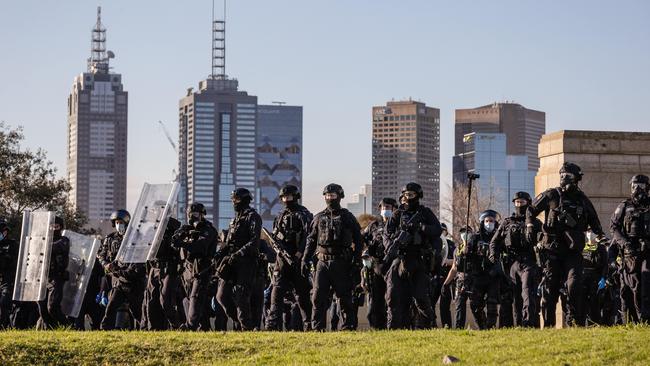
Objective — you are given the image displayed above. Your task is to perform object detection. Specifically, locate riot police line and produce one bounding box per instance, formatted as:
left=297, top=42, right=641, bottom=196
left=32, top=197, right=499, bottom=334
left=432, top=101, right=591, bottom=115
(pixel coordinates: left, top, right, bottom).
left=0, top=162, right=649, bottom=330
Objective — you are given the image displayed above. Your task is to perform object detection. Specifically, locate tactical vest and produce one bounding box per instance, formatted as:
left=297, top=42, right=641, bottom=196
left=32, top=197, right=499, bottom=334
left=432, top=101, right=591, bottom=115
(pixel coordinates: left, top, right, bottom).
left=274, top=209, right=304, bottom=250
left=317, top=211, right=352, bottom=254
left=623, top=203, right=650, bottom=238
left=548, top=188, right=586, bottom=232
left=399, top=209, right=424, bottom=247
left=582, top=241, right=603, bottom=270
left=504, top=216, right=526, bottom=249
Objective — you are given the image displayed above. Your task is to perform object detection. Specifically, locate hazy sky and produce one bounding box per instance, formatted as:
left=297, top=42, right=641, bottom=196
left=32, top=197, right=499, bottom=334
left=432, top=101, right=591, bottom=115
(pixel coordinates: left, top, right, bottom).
left=1, top=0, right=649, bottom=216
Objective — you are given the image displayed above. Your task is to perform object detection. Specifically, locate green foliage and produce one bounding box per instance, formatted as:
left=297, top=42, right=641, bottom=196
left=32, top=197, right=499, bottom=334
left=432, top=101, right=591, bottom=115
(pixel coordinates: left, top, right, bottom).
left=0, top=327, right=649, bottom=365
left=0, top=122, right=88, bottom=238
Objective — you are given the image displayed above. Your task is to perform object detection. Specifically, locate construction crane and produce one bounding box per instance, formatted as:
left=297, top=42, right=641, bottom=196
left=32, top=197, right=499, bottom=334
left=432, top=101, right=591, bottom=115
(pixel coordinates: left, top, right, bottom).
left=158, top=120, right=177, bottom=153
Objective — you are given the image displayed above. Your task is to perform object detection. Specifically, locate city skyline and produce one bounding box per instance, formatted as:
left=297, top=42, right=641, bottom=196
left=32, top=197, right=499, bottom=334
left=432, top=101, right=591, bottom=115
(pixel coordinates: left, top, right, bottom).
left=1, top=1, right=648, bottom=218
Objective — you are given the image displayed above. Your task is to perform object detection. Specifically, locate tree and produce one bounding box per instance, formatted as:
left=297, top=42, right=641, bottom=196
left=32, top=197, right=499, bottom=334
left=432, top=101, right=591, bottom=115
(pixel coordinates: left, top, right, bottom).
left=440, top=180, right=500, bottom=242
left=357, top=213, right=379, bottom=231
left=0, top=122, right=89, bottom=239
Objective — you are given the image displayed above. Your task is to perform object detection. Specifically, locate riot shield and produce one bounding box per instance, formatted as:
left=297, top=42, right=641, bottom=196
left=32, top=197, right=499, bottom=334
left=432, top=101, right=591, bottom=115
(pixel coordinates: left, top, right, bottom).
left=12, top=211, right=55, bottom=301
left=116, top=182, right=179, bottom=263
left=60, top=230, right=101, bottom=318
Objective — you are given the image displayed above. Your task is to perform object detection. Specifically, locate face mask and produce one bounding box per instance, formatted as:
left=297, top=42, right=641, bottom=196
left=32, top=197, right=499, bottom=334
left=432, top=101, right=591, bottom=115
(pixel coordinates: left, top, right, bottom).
left=0, top=233, right=4, bottom=241
left=484, top=222, right=495, bottom=233
left=560, top=173, right=577, bottom=191
left=380, top=209, right=393, bottom=219
left=362, top=258, right=372, bottom=268
left=632, top=184, right=648, bottom=201
left=116, top=223, right=126, bottom=235
left=53, top=230, right=62, bottom=240
left=514, top=204, right=528, bottom=216
left=326, top=199, right=341, bottom=210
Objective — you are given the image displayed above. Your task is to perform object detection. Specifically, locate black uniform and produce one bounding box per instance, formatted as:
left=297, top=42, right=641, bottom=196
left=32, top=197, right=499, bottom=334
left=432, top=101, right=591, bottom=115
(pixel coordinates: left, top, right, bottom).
left=98, top=232, right=146, bottom=330
left=73, top=258, right=104, bottom=330
left=304, top=207, right=362, bottom=331
left=490, top=212, right=542, bottom=327
left=361, top=219, right=389, bottom=329
left=384, top=205, right=442, bottom=329
left=610, top=197, right=650, bottom=322
left=265, top=204, right=313, bottom=331
left=216, top=207, right=261, bottom=331
left=453, top=241, right=470, bottom=329
left=431, top=236, right=456, bottom=328
left=0, top=236, right=18, bottom=328
left=37, top=235, right=70, bottom=329
left=529, top=187, right=603, bottom=327
left=174, top=220, right=218, bottom=330
left=580, top=239, right=608, bottom=325
left=465, top=228, right=499, bottom=329
left=143, top=218, right=183, bottom=330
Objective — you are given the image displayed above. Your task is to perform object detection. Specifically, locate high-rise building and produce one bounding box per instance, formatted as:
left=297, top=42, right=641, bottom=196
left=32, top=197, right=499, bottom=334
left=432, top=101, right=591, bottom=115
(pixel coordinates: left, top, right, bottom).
left=372, top=100, right=440, bottom=215
left=178, top=9, right=258, bottom=230
left=346, top=184, right=372, bottom=217
left=67, top=7, right=127, bottom=224
left=453, top=133, right=535, bottom=216
left=455, top=102, right=545, bottom=172
left=256, top=104, right=303, bottom=229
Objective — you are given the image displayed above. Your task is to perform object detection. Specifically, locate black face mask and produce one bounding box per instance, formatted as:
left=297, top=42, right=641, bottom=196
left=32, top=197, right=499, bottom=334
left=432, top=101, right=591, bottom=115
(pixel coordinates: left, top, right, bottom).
left=632, top=188, right=648, bottom=203
left=514, top=205, right=528, bottom=216
left=53, top=230, right=62, bottom=241
left=283, top=198, right=298, bottom=210
left=326, top=198, right=341, bottom=210
left=560, top=174, right=578, bottom=191
left=404, top=198, right=419, bottom=211
left=234, top=200, right=249, bottom=212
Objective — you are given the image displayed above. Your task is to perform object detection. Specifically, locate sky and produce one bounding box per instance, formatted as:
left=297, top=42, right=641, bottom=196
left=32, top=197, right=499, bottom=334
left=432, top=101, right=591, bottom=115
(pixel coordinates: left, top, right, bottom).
left=1, top=0, right=649, bottom=216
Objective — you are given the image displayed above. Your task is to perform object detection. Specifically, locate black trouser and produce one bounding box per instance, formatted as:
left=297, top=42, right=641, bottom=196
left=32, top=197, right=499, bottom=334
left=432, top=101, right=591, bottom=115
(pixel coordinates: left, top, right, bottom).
left=266, top=258, right=312, bottom=330
left=430, top=268, right=454, bottom=328
left=541, top=250, right=583, bottom=327
left=312, top=257, right=355, bottom=331
left=100, top=278, right=145, bottom=330
left=621, top=254, right=650, bottom=323
left=216, top=256, right=257, bottom=331
left=37, top=279, right=67, bottom=329
left=367, top=272, right=387, bottom=329
left=510, top=260, right=538, bottom=327
left=581, top=269, right=602, bottom=325
left=250, top=271, right=266, bottom=330
left=385, top=254, right=435, bottom=329
left=469, top=272, right=499, bottom=330
left=0, top=281, right=13, bottom=329
left=498, top=262, right=514, bottom=328
left=182, top=269, right=210, bottom=331
left=454, top=274, right=469, bottom=329
left=143, top=266, right=181, bottom=330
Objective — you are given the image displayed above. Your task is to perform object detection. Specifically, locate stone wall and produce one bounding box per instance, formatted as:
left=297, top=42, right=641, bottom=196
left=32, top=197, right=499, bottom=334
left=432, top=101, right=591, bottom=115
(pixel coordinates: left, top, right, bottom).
left=536, top=130, right=650, bottom=228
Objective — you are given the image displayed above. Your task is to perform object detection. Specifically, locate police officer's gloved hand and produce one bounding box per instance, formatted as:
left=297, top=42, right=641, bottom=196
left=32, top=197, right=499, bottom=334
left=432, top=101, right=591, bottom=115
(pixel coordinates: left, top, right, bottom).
left=211, top=296, right=219, bottom=312
left=598, top=277, right=607, bottom=290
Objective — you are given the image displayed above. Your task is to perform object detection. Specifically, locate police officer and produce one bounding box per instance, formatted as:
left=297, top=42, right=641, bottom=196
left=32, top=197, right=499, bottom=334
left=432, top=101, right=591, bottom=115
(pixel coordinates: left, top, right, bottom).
left=490, top=192, right=542, bottom=327
left=360, top=197, right=397, bottom=329
left=215, top=189, right=262, bottom=331
left=430, top=223, right=456, bottom=328
left=173, top=203, right=218, bottom=331
left=528, top=162, right=605, bottom=327
left=384, top=182, right=442, bottom=329
left=143, top=217, right=182, bottom=330
left=0, top=219, right=18, bottom=329
left=265, top=185, right=313, bottom=331
left=37, top=216, right=70, bottom=329
left=465, top=210, right=500, bottom=329
left=610, top=174, right=650, bottom=323
left=303, top=183, right=362, bottom=331
left=581, top=229, right=608, bottom=325
left=98, top=209, right=146, bottom=330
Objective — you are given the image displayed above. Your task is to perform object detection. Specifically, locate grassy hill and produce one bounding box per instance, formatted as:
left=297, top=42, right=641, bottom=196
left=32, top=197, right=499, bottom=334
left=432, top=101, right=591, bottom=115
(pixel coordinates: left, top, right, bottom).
left=0, top=326, right=648, bottom=365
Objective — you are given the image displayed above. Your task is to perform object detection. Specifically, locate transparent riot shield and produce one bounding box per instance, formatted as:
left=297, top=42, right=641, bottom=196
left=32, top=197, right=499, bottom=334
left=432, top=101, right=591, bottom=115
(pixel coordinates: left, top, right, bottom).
left=60, top=230, right=101, bottom=318
left=116, top=182, right=180, bottom=263
left=12, top=211, right=55, bottom=301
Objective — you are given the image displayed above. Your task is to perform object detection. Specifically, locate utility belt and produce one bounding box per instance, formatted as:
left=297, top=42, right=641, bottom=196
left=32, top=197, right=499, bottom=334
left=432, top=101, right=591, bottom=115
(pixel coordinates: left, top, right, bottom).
left=316, top=246, right=351, bottom=261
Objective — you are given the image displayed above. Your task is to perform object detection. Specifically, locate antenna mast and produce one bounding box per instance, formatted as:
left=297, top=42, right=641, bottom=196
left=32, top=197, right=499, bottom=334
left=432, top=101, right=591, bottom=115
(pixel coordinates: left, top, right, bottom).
left=88, top=6, right=109, bottom=74
left=211, top=0, right=226, bottom=79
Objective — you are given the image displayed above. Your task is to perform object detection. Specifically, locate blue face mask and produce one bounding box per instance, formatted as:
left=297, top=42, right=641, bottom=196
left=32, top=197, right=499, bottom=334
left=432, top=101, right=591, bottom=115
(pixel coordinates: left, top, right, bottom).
left=380, top=209, right=393, bottom=219
left=0, top=233, right=4, bottom=241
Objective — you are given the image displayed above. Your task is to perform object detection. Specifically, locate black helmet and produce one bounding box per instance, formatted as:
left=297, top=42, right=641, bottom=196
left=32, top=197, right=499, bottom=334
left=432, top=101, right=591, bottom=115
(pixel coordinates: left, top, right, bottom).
left=110, top=209, right=131, bottom=227
left=440, top=223, right=448, bottom=231
left=231, top=188, right=253, bottom=201
left=479, top=209, right=499, bottom=222
left=323, top=183, right=345, bottom=198
left=512, top=191, right=532, bottom=203
left=54, top=216, right=65, bottom=229
left=630, top=174, right=650, bottom=185
left=378, top=197, right=398, bottom=209
left=279, top=185, right=301, bottom=200
left=401, top=182, right=423, bottom=198
left=187, top=202, right=207, bottom=215
left=559, top=162, right=583, bottom=181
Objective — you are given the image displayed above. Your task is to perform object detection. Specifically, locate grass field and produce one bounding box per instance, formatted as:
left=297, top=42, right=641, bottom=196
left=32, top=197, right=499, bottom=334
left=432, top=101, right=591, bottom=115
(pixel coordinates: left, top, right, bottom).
left=0, top=326, right=648, bottom=365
